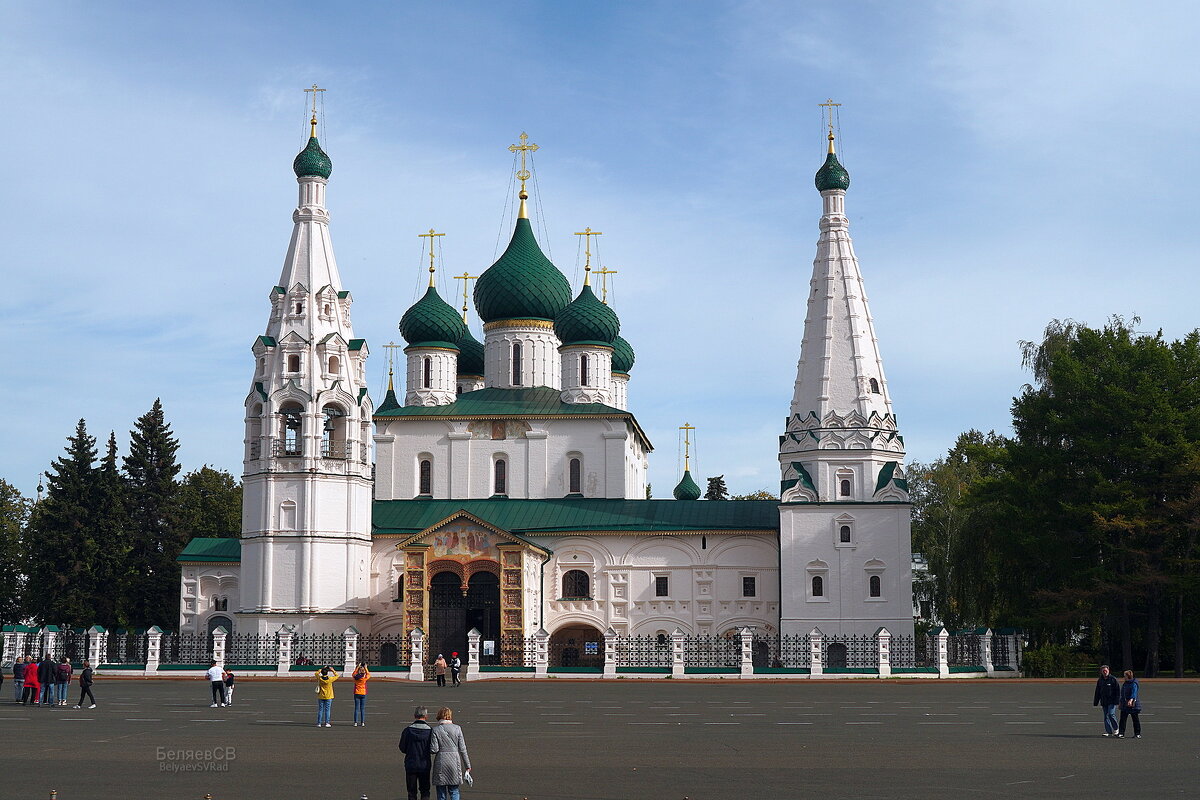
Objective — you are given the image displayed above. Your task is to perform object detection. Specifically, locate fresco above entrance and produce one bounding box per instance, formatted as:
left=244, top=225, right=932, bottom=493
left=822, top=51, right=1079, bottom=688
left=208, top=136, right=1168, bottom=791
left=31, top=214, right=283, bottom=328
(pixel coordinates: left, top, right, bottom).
left=430, top=521, right=501, bottom=562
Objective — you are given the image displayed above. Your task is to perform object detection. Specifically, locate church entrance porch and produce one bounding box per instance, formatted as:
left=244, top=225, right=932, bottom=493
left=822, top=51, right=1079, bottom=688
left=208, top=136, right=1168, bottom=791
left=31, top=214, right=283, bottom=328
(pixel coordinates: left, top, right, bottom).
left=428, top=569, right=500, bottom=669
left=549, top=624, right=604, bottom=669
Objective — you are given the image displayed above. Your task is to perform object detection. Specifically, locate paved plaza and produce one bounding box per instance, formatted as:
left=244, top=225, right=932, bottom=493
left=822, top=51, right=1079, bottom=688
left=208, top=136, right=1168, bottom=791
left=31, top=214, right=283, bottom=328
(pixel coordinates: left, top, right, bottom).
left=0, top=678, right=1195, bottom=799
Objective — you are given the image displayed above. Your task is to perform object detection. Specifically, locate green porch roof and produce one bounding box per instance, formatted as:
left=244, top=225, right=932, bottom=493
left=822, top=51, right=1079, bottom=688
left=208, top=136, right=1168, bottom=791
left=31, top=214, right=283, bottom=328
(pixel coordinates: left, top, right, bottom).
left=374, top=386, right=653, bottom=450
left=177, top=537, right=241, bottom=563
left=373, top=498, right=779, bottom=536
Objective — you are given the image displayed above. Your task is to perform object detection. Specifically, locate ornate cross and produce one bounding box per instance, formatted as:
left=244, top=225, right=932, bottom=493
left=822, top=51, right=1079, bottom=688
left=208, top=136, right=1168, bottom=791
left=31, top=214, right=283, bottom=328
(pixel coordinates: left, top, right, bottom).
left=381, top=341, right=403, bottom=389
left=418, top=229, right=445, bottom=287
left=305, top=84, right=325, bottom=135
left=818, top=98, right=841, bottom=136
left=680, top=422, right=696, bottom=470
left=573, top=227, right=603, bottom=284
left=508, top=132, right=539, bottom=194
left=453, top=271, right=479, bottom=321
left=595, top=267, right=619, bottom=305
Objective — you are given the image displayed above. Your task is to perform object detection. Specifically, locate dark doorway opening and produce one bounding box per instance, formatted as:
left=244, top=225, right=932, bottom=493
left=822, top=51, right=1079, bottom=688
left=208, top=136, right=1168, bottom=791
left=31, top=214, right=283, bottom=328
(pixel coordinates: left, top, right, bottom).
left=549, top=624, right=604, bottom=668
left=428, top=569, right=500, bottom=668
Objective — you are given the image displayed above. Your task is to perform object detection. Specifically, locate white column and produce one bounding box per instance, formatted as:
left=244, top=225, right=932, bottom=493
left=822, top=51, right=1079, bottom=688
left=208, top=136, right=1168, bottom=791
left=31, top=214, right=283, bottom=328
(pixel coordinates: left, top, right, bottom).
left=810, top=627, right=824, bottom=678
left=343, top=627, right=359, bottom=675
left=43, top=627, right=59, bottom=660
left=738, top=627, right=754, bottom=679
left=1, top=628, right=19, bottom=664
left=602, top=627, right=617, bottom=679
left=936, top=628, right=950, bottom=678
left=466, top=628, right=481, bottom=681
left=602, top=431, right=627, bottom=498
left=276, top=625, right=295, bottom=674
left=534, top=628, right=549, bottom=678
left=88, top=626, right=105, bottom=667
left=980, top=628, right=994, bottom=676
left=1010, top=632, right=1021, bottom=672
left=876, top=627, right=891, bottom=678
left=145, top=627, right=163, bottom=675
left=212, top=627, right=228, bottom=666
left=670, top=627, right=685, bottom=679
left=447, top=431, right=472, bottom=498
left=409, top=628, right=425, bottom=682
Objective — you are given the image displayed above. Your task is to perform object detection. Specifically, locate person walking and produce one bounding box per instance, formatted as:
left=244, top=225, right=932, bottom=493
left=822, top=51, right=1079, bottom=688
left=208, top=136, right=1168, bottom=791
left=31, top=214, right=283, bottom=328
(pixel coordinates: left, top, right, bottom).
left=1093, top=664, right=1121, bottom=737
left=222, top=667, right=236, bottom=706
left=433, top=654, right=447, bottom=687
left=21, top=658, right=40, bottom=706
left=205, top=661, right=226, bottom=708
left=430, top=706, right=472, bottom=800
left=55, top=657, right=72, bottom=706
left=398, top=705, right=435, bottom=800
left=73, top=661, right=96, bottom=709
left=12, top=657, right=25, bottom=703
left=1118, top=669, right=1142, bottom=739
left=351, top=662, right=370, bottom=726
left=314, top=665, right=339, bottom=727
left=449, top=652, right=462, bottom=687
left=37, top=655, right=57, bottom=707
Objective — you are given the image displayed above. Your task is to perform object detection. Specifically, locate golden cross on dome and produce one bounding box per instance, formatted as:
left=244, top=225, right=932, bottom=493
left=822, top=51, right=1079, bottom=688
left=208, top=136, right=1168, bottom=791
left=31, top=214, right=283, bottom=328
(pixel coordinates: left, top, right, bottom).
left=418, top=229, right=445, bottom=287
left=508, top=132, right=539, bottom=196
left=573, top=228, right=603, bottom=285
left=819, top=98, right=841, bottom=152
left=595, top=267, right=619, bottom=305
left=453, top=271, right=479, bottom=322
left=680, top=422, right=696, bottom=470
left=304, top=84, right=326, bottom=136
left=382, top=341, right=403, bottom=391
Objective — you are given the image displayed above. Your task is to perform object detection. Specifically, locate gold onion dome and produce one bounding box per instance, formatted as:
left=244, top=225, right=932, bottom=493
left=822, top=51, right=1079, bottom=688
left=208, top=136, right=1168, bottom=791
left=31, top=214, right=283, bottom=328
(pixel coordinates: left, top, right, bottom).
left=554, top=283, right=619, bottom=346
left=399, top=287, right=466, bottom=350
left=474, top=218, right=572, bottom=323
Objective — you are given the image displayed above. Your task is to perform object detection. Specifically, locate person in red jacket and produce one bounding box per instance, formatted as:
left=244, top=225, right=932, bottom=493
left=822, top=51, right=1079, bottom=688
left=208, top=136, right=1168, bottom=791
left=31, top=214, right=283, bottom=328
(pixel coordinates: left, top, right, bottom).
left=21, top=660, right=40, bottom=706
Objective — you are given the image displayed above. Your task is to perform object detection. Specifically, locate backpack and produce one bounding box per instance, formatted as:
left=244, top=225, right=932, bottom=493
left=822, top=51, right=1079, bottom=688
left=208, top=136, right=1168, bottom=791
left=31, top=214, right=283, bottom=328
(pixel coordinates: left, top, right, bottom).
left=58, top=663, right=72, bottom=681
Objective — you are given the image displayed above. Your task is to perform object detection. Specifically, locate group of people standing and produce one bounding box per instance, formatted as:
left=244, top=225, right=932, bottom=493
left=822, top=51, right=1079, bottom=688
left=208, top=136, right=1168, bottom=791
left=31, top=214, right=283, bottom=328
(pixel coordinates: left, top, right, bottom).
left=399, top=706, right=472, bottom=800
left=9, top=655, right=94, bottom=708
left=313, top=662, right=373, bottom=727
left=1093, top=665, right=1143, bottom=738
left=203, top=661, right=237, bottom=707
left=432, top=653, right=462, bottom=687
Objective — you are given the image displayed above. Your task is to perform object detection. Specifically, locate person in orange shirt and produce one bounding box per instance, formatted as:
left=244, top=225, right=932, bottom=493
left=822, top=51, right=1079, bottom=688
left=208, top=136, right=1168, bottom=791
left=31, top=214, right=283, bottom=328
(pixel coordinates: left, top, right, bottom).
left=352, top=661, right=370, bottom=727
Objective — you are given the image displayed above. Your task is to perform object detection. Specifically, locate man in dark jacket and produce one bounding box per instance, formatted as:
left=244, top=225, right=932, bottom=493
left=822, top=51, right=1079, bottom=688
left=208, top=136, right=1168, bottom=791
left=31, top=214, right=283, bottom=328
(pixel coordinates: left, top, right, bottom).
left=12, top=657, right=26, bottom=703
left=37, top=655, right=57, bottom=706
left=398, top=706, right=434, bottom=800
left=1093, top=664, right=1121, bottom=736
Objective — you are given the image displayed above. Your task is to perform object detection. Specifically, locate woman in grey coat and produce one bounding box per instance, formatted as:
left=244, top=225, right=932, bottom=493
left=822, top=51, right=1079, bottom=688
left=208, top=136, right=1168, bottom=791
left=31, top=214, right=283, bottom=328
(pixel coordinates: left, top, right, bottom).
left=430, top=706, right=471, bottom=800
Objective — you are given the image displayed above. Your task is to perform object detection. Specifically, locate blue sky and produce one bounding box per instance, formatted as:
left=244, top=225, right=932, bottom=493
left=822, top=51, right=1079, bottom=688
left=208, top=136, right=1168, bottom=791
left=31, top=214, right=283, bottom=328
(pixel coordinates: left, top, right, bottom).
left=4, top=1, right=1200, bottom=498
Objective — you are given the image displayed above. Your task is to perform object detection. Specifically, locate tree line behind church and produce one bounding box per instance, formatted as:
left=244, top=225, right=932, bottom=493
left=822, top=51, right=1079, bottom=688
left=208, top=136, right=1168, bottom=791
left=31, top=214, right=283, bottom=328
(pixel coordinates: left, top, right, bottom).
left=0, top=399, right=241, bottom=631
left=909, top=317, right=1200, bottom=677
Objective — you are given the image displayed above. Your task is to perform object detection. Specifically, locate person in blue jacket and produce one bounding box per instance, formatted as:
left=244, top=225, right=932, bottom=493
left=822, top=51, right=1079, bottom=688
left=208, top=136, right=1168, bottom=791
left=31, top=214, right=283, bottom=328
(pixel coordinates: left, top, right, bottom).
left=1093, top=664, right=1121, bottom=736
left=1117, top=669, right=1142, bottom=739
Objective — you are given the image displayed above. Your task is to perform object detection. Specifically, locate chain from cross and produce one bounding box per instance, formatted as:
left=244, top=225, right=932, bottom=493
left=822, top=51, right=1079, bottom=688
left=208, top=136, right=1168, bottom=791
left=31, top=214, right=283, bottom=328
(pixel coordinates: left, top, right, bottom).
left=453, top=272, right=479, bottom=321
left=818, top=98, right=841, bottom=137
left=508, top=132, right=539, bottom=189
left=573, top=227, right=603, bottom=282
left=679, top=422, right=696, bottom=468
left=595, top=267, right=618, bottom=304
left=418, top=229, right=445, bottom=286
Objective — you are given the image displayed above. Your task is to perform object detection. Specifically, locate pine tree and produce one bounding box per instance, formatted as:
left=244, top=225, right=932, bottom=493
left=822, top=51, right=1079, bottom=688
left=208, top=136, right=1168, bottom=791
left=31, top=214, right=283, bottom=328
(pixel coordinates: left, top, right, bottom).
left=704, top=475, right=729, bottom=501
left=177, top=466, right=242, bottom=539
left=25, top=419, right=101, bottom=625
left=0, top=479, right=31, bottom=625
left=90, top=432, right=132, bottom=628
left=123, top=399, right=183, bottom=627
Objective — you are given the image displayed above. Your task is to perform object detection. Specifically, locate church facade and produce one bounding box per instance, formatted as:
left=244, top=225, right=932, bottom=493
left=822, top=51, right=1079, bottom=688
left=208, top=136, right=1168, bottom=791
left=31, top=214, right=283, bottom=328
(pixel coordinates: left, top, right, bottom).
left=177, top=119, right=915, bottom=664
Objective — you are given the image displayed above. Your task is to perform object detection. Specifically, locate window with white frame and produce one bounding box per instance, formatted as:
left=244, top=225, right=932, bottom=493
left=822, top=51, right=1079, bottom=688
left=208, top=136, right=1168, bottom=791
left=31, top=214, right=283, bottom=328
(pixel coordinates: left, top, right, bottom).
left=834, top=515, right=855, bottom=547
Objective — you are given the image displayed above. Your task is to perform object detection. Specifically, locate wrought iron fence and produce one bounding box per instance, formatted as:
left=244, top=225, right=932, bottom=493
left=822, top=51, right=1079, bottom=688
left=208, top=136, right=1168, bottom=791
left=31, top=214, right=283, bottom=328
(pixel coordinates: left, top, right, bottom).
left=474, top=633, right=535, bottom=668
left=105, top=631, right=147, bottom=665
left=293, top=633, right=344, bottom=667
left=614, top=635, right=673, bottom=667
left=948, top=634, right=983, bottom=667
left=823, top=634, right=879, bottom=669
left=160, top=633, right=212, bottom=664
left=548, top=637, right=603, bottom=668
left=889, top=634, right=934, bottom=668
left=991, top=633, right=1011, bottom=667
left=682, top=635, right=739, bottom=667
left=751, top=634, right=811, bottom=668
left=357, top=633, right=410, bottom=667
left=226, top=633, right=277, bottom=666
left=61, top=630, right=88, bottom=663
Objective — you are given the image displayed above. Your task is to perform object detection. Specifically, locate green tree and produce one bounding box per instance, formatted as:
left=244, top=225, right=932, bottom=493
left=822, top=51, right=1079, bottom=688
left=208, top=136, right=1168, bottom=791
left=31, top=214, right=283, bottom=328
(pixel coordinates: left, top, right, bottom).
left=177, top=466, right=242, bottom=539
left=731, top=489, right=779, bottom=500
left=0, top=479, right=31, bottom=625
left=90, top=432, right=132, bottom=628
left=704, top=475, right=729, bottom=501
left=123, top=399, right=183, bottom=627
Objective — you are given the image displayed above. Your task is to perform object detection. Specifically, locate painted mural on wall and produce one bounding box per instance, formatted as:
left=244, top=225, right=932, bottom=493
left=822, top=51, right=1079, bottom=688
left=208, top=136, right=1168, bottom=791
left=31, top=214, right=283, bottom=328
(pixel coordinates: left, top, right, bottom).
left=430, top=522, right=500, bottom=562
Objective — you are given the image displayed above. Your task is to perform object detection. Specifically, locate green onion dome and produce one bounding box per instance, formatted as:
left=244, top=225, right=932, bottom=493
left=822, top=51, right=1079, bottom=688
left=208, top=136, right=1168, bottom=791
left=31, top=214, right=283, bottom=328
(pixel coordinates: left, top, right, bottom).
left=293, top=136, right=333, bottom=179
left=814, top=150, right=849, bottom=192
left=554, top=283, right=619, bottom=346
left=399, top=287, right=466, bottom=350
left=673, top=470, right=702, bottom=501
left=474, top=218, right=572, bottom=323
left=611, top=335, right=635, bottom=374
left=456, top=327, right=485, bottom=376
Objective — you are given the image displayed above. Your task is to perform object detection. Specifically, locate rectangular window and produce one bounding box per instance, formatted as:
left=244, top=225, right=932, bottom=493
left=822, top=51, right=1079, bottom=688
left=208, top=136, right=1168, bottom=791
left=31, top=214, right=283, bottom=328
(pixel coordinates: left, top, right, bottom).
left=654, top=575, right=669, bottom=597
left=742, top=576, right=756, bottom=597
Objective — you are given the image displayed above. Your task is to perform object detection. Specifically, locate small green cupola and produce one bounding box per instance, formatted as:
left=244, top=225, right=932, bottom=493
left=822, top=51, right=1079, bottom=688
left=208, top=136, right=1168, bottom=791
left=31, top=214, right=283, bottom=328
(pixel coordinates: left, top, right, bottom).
left=399, top=286, right=466, bottom=350
left=814, top=131, right=849, bottom=192
left=376, top=368, right=402, bottom=413
left=456, top=327, right=485, bottom=376
left=293, top=114, right=333, bottom=179
left=612, top=335, right=635, bottom=375
left=673, top=470, right=702, bottom=501
left=555, top=282, right=620, bottom=346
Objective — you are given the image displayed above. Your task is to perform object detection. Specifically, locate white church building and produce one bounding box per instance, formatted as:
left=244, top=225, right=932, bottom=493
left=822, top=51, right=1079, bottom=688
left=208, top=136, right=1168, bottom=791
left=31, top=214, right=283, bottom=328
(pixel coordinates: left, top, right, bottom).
left=177, top=115, right=915, bottom=665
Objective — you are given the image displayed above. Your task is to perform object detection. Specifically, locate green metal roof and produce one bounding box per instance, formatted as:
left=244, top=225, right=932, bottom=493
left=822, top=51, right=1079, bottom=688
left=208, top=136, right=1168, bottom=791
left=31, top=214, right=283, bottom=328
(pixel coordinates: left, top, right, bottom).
left=612, top=335, right=635, bottom=374
left=474, top=218, right=572, bottom=323
left=293, top=136, right=332, bottom=179
left=256, top=335, right=277, bottom=347
left=400, top=286, right=466, bottom=350
left=555, top=284, right=619, bottom=346
left=815, top=150, right=850, bottom=192
left=177, top=537, right=241, bottom=563
left=672, top=469, right=702, bottom=500
left=456, top=327, right=485, bottom=376
left=348, top=338, right=366, bottom=351
left=373, top=498, right=779, bottom=536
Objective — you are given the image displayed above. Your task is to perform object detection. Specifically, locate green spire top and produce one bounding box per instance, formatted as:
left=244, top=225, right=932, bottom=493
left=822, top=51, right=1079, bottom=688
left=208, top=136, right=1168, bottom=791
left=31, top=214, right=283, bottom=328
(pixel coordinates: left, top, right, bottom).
left=399, top=286, right=466, bottom=350
left=814, top=131, right=849, bottom=192
left=377, top=367, right=401, bottom=412
left=293, top=136, right=332, bottom=179
left=673, top=469, right=702, bottom=501
left=555, top=284, right=620, bottom=346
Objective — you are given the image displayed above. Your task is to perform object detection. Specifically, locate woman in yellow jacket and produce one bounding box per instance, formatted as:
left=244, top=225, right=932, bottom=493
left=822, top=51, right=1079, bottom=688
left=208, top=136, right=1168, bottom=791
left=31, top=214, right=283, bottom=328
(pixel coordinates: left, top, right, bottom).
left=314, top=665, right=339, bottom=727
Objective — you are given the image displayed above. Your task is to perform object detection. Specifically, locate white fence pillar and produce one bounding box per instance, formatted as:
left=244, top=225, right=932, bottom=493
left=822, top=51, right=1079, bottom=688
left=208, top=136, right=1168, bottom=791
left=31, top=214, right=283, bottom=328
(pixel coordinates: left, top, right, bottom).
left=809, top=628, right=824, bottom=678
left=212, top=627, right=227, bottom=666
left=1, top=627, right=21, bottom=664
left=738, top=627, right=754, bottom=678
left=145, top=626, right=163, bottom=675
left=980, top=628, right=994, bottom=676
left=534, top=629, right=549, bottom=678
left=343, top=627, right=359, bottom=675
left=42, top=626, right=59, bottom=660
left=603, top=627, right=618, bottom=679
left=409, top=628, right=425, bottom=682
left=466, top=628, right=481, bottom=681
left=936, top=628, right=950, bottom=678
left=1010, top=633, right=1021, bottom=672
left=670, top=627, right=685, bottom=679
left=276, top=625, right=295, bottom=674
left=876, top=627, right=891, bottom=678
left=88, top=626, right=105, bottom=667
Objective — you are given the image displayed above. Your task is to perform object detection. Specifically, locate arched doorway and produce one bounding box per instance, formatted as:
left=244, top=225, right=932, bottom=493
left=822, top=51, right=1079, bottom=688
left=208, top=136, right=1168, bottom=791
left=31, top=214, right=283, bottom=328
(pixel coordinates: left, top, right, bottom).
left=428, top=569, right=500, bottom=665
left=826, top=641, right=848, bottom=669
left=207, top=615, right=233, bottom=657
left=549, top=624, right=604, bottom=668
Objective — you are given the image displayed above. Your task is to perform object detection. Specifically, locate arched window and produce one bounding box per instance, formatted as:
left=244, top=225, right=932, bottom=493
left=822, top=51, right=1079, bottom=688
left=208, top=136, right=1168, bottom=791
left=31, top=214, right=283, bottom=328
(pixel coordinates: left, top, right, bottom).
left=419, top=459, right=432, bottom=496
left=812, top=575, right=824, bottom=597
left=840, top=478, right=852, bottom=497
left=840, top=525, right=851, bottom=543
left=280, top=403, right=303, bottom=455
left=422, top=357, right=432, bottom=389
left=569, top=458, right=582, bottom=494
left=214, top=596, right=228, bottom=612
left=323, top=303, right=331, bottom=316
left=656, top=632, right=668, bottom=647
left=328, top=355, right=340, bottom=374
left=562, top=569, right=590, bottom=598
left=287, top=354, right=300, bottom=373
left=870, top=575, right=881, bottom=598
left=580, top=353, right=590, bottom=386
left=294, top=301, right=304, bottom=315
left=322, top=404, right=345, bottom=458
left=512, top=343, right=522, bottom=385
left=494, top=459, right=507, bottom=495
left=869, top=378, right=880, bottom=394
